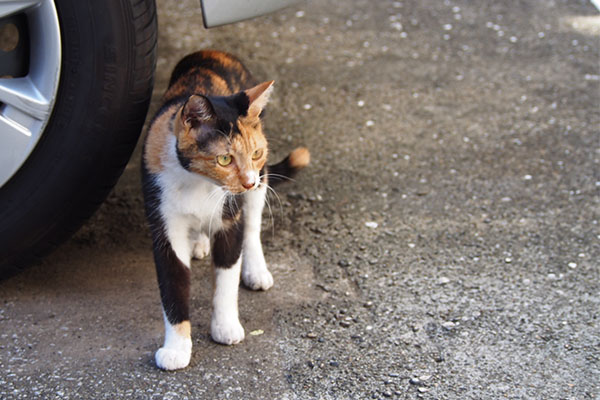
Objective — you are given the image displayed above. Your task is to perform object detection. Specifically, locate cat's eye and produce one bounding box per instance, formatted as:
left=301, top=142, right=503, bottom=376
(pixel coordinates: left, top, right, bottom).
left=217, top=154, right=232, bottom=166
left=252, top=149, right=263, bottom=160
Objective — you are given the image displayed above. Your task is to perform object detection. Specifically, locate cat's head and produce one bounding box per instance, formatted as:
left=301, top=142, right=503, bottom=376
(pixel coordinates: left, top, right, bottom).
left=175, top=81, right=273, bottom=194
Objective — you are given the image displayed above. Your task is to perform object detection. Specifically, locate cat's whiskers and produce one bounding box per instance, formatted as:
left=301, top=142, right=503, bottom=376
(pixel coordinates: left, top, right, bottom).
left=258, top=182, right=276, bottom=237
left=263, top=173, right=297, bottom=184
left=258, top=179, right=284, bottom=238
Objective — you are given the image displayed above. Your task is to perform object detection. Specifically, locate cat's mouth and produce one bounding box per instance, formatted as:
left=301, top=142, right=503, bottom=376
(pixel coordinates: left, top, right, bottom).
left=227, top=187, right=254, bottom=195
left=223, top=185, right=252, bottom=196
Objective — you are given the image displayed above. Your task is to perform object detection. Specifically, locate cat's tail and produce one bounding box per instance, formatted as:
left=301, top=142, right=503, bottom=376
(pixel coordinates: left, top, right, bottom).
left=267, top=147, right=310, bottom=187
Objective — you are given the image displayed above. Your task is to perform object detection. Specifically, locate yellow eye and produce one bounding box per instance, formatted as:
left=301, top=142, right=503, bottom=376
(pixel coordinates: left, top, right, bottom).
left=217, top=154, right=232, bottom=166
left=252, top=149, right=263, bottom=160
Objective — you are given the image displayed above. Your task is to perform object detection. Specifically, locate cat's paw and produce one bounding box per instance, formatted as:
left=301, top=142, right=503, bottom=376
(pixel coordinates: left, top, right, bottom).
left=192, top=234, right=211, bottom=259
left=211, top=317, right=245, bottom=345
left=155, top=346, right=191, bottom=371
left=242, top=267, right=274, bottom=291
left=242, top=247, right=274, bottom=290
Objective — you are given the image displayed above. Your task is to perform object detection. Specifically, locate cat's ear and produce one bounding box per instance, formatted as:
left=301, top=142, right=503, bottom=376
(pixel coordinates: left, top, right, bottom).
left=181, top=95, right=216, bottom=128
left=244, top=80, right=274, bottom=118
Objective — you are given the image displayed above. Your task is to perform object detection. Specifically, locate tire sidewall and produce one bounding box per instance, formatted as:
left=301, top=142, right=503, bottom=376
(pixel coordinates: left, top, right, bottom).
left=0, top=0, right=156, bottom=272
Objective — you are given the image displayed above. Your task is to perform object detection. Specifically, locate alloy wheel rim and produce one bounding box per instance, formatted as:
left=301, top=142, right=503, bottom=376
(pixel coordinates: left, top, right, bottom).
left=0, top=0, right=61, bottom=187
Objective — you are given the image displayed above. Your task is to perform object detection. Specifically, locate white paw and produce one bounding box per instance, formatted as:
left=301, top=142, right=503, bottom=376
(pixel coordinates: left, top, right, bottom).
left=211, top=317, right=245, bottom=345
left=242, top=266, right=274, bottom=291
left=155, top=346, right=191, bottom=370
left=192, top=234, right=211, bottom=259
left=242, top=247, right=274, bottom=290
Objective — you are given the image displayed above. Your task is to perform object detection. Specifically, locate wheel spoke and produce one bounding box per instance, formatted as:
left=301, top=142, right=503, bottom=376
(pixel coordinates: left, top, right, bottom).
left=0, top=0, right=40, bottom=19
left=0, top=77, right=51, bottom=121
left=0, top=114, right=32, bottom=184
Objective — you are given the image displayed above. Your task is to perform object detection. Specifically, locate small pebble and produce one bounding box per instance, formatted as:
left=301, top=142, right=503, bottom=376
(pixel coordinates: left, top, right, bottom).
left=306, top=332, right=318, bottom=339
left=568, top=262, right=577, bottom=269
left=357, top=100, right=365, bottom=107
left=250, top=329, right=264, bottom=336
left=505, top=257, right=512, bottom=263
left=329, top=361, right=339, bottom=367
left=438, top=277, right=450, bottom=285
left=442, top=321, right=456, bottom=330
left=302, top=104, right=312, bottom=110
left=365, top=221, right=379, bottom=229
left=365, top=120, right=375, bottom=127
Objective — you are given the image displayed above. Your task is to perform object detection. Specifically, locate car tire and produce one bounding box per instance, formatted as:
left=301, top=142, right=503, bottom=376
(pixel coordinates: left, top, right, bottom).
left=0, top=0, right=157, bottom=278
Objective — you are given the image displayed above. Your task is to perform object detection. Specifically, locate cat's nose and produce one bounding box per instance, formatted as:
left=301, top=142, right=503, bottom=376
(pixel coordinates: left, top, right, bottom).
left=242, top=180, right=255, bottom=190
left=241, top=172, right=256, bottom=190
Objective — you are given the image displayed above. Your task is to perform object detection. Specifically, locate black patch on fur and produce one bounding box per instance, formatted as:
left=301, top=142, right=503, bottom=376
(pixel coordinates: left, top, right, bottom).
left=176, top=145, right=191, bottom=170
left=229, top=92, right=250, bottom=117
left=141, top=162, right=190, bottom=324
left=194, top=127, right=224, bottom=152
left=211, top=195, right=245, bottom=269
left=212, top=220, right=244, bottom=269
left=208, top=95, right=245, bottom=136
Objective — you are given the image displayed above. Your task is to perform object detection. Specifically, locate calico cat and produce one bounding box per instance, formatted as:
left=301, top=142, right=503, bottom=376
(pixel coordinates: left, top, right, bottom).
left=141, top=50, right=309, bottom=370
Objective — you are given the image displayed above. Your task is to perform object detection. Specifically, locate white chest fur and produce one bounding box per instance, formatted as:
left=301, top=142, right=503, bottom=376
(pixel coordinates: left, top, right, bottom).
left=155, top=136, right=226, bottom=264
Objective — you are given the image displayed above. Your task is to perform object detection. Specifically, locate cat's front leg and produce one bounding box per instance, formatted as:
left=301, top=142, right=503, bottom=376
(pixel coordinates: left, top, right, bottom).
left=211, top=223, right=245, bottom=345
left=241, top=184, right=273, bottom=291
left=153, top=219, right=193, bottom=370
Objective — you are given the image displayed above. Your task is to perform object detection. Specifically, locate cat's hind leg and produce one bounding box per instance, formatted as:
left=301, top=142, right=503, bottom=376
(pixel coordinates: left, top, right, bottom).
left=192, top=233, right=211, bottom=259
left=241, top=184, right=273, bottom=290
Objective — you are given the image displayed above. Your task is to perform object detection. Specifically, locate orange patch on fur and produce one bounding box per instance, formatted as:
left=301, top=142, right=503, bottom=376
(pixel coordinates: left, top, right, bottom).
left=174, top=320, right=191, bottom=338
left=289, top=147, right=310, bottom=169
left=144, top=103, right=182, bottom=174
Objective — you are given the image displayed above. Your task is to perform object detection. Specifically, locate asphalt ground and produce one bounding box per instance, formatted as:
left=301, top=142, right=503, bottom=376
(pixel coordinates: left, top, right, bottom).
left=1, top=0, right=599, bottom=399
